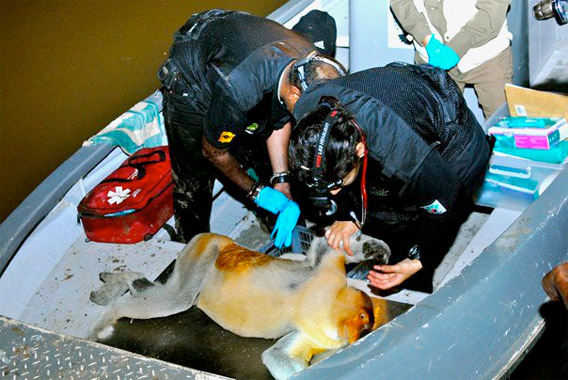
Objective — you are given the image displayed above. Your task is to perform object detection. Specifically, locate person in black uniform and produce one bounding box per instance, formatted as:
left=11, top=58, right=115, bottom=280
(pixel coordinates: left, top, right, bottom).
left=288, top=63, right=491, bottom=291
left=158, top=9, right=345, bottom=246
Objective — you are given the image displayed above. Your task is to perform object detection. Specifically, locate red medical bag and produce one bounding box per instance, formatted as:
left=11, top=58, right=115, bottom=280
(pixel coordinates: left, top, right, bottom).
left=78, top=146, right=174, bottom=243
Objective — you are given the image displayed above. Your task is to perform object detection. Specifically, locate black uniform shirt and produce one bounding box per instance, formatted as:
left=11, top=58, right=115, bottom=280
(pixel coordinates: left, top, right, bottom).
left=294, top=64, right=490, bottom=221
left=167, top=9, right=315, bottom=149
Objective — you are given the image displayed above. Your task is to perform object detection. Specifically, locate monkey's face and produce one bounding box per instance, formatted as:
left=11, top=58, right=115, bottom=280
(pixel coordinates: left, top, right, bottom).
left=337, top=289, right=374, bottom=344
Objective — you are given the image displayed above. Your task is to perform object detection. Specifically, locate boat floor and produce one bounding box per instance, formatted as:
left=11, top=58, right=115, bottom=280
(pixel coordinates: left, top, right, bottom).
left=9, top=200, right=522, bottom=379
left=18, top=211, right=270, bottom=339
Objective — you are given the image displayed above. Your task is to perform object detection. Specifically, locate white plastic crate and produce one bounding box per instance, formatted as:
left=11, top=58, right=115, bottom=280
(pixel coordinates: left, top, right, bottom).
left=475, top=154, right=566, bottom=211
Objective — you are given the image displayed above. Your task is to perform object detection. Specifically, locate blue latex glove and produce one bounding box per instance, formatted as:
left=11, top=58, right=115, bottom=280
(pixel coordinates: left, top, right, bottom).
left=425, top=34, right=460, bottom=70
left=255, top=186, right=289, bottom=214
left=272, top=200, right=301, bottom=248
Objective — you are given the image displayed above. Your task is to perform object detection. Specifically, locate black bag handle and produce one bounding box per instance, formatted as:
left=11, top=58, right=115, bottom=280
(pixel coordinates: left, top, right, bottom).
left=100, top=149, right=166, bottom=184
left=127, top=150, right=166, bottom=166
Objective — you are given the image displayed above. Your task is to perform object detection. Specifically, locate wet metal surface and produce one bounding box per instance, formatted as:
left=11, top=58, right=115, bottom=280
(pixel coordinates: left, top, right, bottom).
left=97, top=301, right=411, bottom=380
left=98, top=307, right=275, bottom=380
left=0, top=316, right=220, bottom=379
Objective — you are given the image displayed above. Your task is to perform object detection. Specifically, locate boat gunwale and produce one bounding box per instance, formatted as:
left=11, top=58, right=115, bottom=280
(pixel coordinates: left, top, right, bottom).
left=296, top=165, right=568, bottom=379
left=0, top=144, right=115, bottom=275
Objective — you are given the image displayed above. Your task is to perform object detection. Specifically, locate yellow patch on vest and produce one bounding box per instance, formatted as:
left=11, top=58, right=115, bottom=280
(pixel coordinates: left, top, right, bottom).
left=218, top=131, right=235, bottom=143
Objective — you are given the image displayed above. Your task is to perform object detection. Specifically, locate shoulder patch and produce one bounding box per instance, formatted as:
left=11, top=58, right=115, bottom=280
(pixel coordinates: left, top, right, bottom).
left=421, top=199, right=447, bottom=215
left=245, top=123, right=259, bottom=135
left=218, top=131, right=236, bottom=143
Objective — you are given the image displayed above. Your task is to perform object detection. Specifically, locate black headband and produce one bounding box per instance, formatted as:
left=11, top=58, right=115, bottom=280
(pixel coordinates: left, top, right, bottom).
left=312, top=106, right=341, bottom=183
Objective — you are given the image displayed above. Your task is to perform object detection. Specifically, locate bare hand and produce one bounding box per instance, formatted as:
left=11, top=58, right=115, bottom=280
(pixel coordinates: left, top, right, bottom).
left=273, top=182, right=292, bottom=200
left=324, top=221, right=359, bottom=256
left=542, top=262, right=568, bottom=309
left=368, top=258, right=423, bottom=290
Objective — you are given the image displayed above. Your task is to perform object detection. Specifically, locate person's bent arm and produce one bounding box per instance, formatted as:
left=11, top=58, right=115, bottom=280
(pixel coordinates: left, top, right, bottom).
left=201, top=136, right=255, bottom=193
left=391, top=0, right=459, bottom=70
left=390, top=0, right=433, bottom=47
left=267, top=121, right=293, bottom=199
left=446, top=0, right=511, bottom=58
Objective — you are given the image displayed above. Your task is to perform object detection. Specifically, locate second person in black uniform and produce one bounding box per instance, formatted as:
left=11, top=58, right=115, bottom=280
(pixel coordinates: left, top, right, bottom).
left=289, top=63, right=491, bottom=291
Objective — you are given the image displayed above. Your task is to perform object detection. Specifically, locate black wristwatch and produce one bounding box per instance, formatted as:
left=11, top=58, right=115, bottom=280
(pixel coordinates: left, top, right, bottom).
left=270, top=171, right=291, bottom=185
left=408, top=245, right=421, bottom=261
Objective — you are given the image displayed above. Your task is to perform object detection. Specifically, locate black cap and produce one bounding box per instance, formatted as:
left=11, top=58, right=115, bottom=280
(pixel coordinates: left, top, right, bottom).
left=292, top=10, right=337, bottom=57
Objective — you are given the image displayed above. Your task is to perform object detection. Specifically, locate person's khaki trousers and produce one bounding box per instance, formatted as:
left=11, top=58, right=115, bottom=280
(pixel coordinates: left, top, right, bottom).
left=416, top=46, right=513, bottom=119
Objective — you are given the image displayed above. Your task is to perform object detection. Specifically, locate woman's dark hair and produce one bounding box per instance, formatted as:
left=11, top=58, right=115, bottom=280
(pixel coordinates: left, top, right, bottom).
left=289, top=96, right=363, bottom=186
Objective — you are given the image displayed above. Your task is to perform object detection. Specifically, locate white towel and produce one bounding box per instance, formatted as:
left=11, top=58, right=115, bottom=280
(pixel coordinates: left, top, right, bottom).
left=84, top=90, right=168, bottom=155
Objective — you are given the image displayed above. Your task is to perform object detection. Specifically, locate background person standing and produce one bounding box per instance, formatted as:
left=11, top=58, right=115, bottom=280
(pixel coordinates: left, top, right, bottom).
left=390, top=0, right=513, bottom=119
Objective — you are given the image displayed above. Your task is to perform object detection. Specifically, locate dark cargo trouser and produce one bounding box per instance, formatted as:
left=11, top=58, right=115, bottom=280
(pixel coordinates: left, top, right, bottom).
left=162, top=86, right=215, bottom=243
left=162, top=84, right=274, bottom=243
